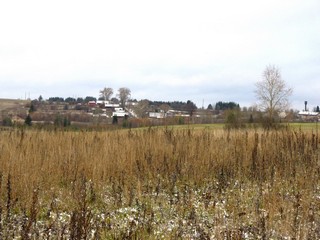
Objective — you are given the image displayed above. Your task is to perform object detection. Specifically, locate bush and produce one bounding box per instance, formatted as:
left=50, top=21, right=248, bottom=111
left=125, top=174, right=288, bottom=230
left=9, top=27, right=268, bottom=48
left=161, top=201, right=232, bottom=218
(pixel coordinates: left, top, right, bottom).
left=112, top=115, right=118, bottom=124
left=54, top=115, right=71, bottom=127
left=258, top=116, right=284, bottom=130
left=29, top=103, right=37, bottom=113
left=25, top=114, right=32, bottom=126
left=224, top=109, right=245, bottom=129
left=2, top=117, right=13, bottom=126
left=178, top=116, right=185, bottom=125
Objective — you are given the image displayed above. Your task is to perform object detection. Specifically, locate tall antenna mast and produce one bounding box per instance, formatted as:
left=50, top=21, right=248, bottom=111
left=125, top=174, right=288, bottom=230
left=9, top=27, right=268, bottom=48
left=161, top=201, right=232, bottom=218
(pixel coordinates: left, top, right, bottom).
left=304, top=101, right=308, bottom=111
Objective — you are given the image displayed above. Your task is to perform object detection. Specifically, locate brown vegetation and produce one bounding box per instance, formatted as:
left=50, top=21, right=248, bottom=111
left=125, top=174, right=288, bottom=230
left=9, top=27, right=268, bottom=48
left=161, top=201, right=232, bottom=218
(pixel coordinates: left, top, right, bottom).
left=0, top=127, right=319, bottom=238
left=0, top=99, right=30, bottom=122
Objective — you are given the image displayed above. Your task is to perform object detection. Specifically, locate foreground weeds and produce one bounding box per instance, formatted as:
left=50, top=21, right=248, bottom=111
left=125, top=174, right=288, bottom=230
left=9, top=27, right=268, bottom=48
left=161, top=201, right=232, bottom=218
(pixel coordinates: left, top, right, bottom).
left=0, top=127, right=320, bottom=239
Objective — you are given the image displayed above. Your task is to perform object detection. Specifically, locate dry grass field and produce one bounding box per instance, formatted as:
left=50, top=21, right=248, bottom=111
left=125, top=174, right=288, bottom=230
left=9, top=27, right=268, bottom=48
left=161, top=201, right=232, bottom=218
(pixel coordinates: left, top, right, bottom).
left=0, top=126, right=319, bottom=239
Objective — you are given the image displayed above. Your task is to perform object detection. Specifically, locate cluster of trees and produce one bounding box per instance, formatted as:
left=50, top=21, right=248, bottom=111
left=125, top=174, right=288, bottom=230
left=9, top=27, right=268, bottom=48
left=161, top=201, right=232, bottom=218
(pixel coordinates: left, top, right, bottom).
left=42, top=87, right=132, bottom=110
left=99, top=87, right=131, bottom=108
left=149, top=100, right=194, bottom=111
left=34, top=87, right=131, bottom=109
left=47, top=96, right=97, bottom=104
left=213, top=101, right=240, bottom=110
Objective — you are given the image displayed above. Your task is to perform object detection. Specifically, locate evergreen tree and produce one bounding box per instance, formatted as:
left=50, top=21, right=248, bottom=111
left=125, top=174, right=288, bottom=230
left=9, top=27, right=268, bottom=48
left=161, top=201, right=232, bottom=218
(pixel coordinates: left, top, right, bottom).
left=29, top=103, right=36, bottom=113
left=54, top=115, right=70, bottom=127
left=215, top=101, right=240, bottom=110
left=84, top=96, right=97, bottom=103
left=65, top=97, right=76, bottom=103
left=112, top=115, right=118, bottom=124
left=63, top=117, right=71, bottom=127
left=76, top=97, right=84, bottom=103
left=25, top=114, right=32, bottom=126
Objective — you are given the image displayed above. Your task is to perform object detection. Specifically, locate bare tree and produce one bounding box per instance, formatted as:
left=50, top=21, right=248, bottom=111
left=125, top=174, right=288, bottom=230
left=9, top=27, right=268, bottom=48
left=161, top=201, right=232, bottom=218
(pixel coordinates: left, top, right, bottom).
left=255, top=65, right=293, bottom=122
left=159, top=103, right=171, bottom=113
left=133, top=99, right=150, bottom=118
left=99, top=87, right=113, bottom=101
left=117, top=87, right=131, bottom=108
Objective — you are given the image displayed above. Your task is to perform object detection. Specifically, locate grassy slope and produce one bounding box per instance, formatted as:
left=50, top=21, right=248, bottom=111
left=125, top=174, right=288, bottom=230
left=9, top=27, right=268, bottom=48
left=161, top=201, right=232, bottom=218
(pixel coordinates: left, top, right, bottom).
left=0, top=98, right=30, bottom=112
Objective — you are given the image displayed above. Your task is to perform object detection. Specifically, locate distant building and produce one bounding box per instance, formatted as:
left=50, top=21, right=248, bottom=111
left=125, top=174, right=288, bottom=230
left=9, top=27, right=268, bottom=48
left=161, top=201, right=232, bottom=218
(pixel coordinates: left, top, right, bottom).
left=149, top=111, right=166, bottom=119
left=166, top=110, right=190, bottom=118
left=112, top=108, right=129, bottom=118
left=88, top=101, right=96, bottom=107
left=298, top=111, right=319, bottom=121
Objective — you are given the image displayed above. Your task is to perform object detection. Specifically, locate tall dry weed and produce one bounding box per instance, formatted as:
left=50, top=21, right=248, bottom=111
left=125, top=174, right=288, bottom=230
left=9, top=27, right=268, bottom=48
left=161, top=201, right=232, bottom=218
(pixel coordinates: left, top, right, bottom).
left=0, top=127, right=319, bottom=238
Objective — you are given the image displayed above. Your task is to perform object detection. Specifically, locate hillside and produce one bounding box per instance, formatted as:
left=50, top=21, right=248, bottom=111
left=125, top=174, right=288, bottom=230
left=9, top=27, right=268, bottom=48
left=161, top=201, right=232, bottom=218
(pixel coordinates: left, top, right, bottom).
left=0, top=98, right=30, bottom=120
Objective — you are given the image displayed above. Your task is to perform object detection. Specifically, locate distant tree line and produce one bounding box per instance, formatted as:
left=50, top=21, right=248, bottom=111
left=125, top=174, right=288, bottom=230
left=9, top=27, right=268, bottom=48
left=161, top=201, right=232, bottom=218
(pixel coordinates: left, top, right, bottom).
left=148, top=100, right=197, bottom=111
left=46, top=87, right=132, bottom=108
left=47, top=96, right=97, bottom=103
left=215, top=101, right=240, bottom=110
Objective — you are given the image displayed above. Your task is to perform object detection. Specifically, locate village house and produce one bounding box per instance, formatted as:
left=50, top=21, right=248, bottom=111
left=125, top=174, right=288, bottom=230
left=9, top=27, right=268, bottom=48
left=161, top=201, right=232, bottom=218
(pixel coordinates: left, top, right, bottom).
left=297, top=110, right=319, bottom=122
left=112, top=108, right=129, bottom=118
left=149, top=109, right=166, bottom=119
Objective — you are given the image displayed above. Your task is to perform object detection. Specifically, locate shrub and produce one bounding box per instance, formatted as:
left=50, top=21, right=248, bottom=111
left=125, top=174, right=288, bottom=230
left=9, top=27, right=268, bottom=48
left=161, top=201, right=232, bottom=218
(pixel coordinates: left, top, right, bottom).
left=112, top=115, right=118, bottom=124
left=25, top=114, right=32, bottom=126
left=2, top=117, right=13, bottom=126
left=54, top=115, right=71, bottom=127
left=224, top=109, right=245, bottom=129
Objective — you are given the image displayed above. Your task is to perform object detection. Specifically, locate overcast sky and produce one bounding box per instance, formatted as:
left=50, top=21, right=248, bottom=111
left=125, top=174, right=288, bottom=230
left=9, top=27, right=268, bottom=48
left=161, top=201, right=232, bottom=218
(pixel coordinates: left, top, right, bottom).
left=0, top=0, right=319, bottom=110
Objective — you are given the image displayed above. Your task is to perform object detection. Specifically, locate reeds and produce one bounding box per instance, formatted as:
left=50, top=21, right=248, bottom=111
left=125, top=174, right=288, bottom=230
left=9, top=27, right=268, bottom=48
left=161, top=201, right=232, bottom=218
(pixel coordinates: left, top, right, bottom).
left=0, top=127, right=319, bottom=239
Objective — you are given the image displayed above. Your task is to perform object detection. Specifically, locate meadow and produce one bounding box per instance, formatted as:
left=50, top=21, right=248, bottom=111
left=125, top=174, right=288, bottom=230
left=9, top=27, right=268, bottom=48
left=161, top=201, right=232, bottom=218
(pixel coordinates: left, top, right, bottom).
left=0, top=125, right=319, bottom=239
